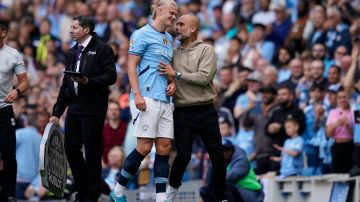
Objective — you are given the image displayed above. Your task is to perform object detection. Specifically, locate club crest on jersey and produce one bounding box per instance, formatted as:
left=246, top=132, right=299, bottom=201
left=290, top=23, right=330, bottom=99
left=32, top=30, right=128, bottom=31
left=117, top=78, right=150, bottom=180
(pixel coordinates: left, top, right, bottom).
left=131, top=38, right=136, bottom=45
left=163, top=38, right=168, bottom=45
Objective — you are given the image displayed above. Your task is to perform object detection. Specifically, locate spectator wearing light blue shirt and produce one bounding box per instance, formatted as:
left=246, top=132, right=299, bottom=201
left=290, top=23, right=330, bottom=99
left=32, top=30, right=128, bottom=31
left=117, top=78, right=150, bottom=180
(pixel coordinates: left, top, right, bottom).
left=48, top=12, right=65, bottom=39
left=235, top=114, right=256, bottom=168
left=241, top=23, right=275, bottom=63
left=273, top=117, right=304, bottom=177
left=15, top=113, right=42, bottom=199
left=276, top=47, right=294, bottom=84
left=234, top=71, right=263, bottom=122
left=302, top=84, right=327, bottom=176
left=94, top=6, right=110, bottom=41
left=319, top=126, right=333, bottom=174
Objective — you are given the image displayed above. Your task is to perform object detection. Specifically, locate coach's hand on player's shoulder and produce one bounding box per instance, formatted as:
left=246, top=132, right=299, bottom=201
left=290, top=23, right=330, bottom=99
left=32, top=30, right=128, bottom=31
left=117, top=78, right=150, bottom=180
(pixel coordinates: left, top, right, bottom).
left=134, top=94, right=147, bottom=111
left=158, top=61, right=176, bottom=78
left=167, top=81, right=176, bottom=96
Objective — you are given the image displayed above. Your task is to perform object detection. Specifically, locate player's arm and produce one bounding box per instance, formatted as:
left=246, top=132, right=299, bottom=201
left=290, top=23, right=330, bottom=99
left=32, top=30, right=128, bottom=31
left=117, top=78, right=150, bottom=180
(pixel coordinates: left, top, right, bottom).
left=15, top=73, right=29, bottom=95
left=128, top=30, right=148, bottom=111
left=4, top=50, right=29, bottom=103
left=128, top=54, right=147, bottom=111
left=4, top=73, right=28, bottom=103
left=128, top=54, right=142, bottom=96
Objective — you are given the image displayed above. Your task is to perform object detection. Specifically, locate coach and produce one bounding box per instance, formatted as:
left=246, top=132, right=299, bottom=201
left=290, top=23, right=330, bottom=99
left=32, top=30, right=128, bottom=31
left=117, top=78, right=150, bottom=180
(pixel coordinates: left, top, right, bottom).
left=159, top=14, right=227, bottom=202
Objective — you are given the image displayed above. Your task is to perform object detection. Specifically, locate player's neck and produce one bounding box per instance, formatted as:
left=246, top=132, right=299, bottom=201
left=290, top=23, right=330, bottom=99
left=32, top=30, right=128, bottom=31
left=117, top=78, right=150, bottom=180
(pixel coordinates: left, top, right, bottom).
left=0, top=41, right=4, bottom=49
left=151, top=21, right=166, bottom=33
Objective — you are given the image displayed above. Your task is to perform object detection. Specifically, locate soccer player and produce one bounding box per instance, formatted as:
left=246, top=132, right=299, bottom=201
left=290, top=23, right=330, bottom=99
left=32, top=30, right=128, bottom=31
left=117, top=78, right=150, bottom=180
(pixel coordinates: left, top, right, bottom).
left=110, top=1, right=178, bottom=202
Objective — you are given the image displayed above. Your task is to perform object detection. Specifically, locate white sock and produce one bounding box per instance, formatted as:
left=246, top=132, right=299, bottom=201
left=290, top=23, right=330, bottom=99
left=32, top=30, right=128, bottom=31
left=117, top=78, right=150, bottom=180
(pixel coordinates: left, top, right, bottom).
left=113, top=183, right=126, bottom=197
left=167, top=185, right=178, bottom=192
left=156, top=192, right=167, bottom=202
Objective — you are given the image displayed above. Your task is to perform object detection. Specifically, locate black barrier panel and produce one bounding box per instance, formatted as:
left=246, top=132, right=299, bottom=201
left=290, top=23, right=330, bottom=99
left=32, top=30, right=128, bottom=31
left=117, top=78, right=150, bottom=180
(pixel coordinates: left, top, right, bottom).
left=40, top=123, right=67, bottom=197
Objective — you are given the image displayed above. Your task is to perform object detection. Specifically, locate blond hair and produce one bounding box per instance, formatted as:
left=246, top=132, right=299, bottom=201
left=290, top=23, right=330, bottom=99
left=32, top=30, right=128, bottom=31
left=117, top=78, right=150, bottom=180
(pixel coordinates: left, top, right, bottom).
left=151, top=0, right=177, bottom=20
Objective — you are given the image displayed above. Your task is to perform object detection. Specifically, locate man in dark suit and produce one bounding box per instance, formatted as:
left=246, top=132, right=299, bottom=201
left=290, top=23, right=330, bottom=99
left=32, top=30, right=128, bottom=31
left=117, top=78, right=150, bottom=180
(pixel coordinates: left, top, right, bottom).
left=49, top=16, right=116, bottom=202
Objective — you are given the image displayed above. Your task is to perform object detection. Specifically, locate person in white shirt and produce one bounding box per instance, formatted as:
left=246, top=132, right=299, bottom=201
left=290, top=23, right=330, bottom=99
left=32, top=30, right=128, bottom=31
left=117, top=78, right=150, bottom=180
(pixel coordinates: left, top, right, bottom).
left=0, top=19, right=29, bottom=202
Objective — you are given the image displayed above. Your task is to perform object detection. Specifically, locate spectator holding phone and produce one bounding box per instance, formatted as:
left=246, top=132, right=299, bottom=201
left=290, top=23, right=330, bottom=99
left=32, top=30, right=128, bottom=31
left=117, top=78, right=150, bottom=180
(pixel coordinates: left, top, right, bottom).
left=326, top=87, right=354, bottom=173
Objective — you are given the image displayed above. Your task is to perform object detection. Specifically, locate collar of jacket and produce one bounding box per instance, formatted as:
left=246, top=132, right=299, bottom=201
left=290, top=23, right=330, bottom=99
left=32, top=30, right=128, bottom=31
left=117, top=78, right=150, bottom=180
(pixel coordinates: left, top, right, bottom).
left=70, top=32, right=98, bottom=53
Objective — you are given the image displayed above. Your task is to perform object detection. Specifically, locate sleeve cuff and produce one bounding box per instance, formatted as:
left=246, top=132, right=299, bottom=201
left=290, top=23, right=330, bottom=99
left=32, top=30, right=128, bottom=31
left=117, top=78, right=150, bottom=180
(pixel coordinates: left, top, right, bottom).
left=128, top=51, right=143, bottom=56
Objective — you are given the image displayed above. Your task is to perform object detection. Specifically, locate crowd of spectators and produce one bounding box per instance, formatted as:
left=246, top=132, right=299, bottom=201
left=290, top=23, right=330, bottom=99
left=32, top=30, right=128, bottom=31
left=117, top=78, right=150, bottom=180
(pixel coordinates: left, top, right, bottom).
left=1, top=0, right=360, bottom=200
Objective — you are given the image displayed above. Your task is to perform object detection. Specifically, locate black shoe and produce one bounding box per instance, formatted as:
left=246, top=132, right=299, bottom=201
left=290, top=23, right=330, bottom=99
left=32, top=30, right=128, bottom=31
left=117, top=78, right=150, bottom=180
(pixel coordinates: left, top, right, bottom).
left=72, top=192, right=82, bottom=202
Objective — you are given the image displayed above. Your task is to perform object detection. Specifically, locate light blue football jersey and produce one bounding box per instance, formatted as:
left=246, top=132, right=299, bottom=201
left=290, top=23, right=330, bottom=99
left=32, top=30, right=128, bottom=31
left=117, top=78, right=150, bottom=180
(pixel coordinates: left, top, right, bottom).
left=128, top=24, right=173, bottom=103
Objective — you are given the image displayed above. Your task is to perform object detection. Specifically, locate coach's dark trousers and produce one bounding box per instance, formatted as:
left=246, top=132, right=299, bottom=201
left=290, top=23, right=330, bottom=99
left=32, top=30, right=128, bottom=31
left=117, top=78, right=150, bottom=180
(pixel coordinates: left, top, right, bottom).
left=0, top=106, right=17, bottom=201
left=65, top=113, right=105, bottom=202
left=169, top=104, right=227, bottom=201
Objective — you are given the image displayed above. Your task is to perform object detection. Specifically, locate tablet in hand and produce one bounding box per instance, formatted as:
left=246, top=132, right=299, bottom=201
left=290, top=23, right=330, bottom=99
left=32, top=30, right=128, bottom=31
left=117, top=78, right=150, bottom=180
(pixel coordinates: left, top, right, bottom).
left=63, top=71, right=83, bottom=77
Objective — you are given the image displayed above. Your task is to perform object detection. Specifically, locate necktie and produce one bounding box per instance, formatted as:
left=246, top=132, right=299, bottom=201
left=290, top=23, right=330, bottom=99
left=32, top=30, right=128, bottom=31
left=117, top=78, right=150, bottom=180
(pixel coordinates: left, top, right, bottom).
left=76, top=45, right=84, bottom=62
left=74, top=45, right=84, bottom=95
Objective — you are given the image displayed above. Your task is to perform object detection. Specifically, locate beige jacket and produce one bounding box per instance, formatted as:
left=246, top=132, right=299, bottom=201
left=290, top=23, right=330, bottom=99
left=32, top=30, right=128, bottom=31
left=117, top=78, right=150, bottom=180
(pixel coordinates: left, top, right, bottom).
left=172, top=40, right=217, bottom=107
